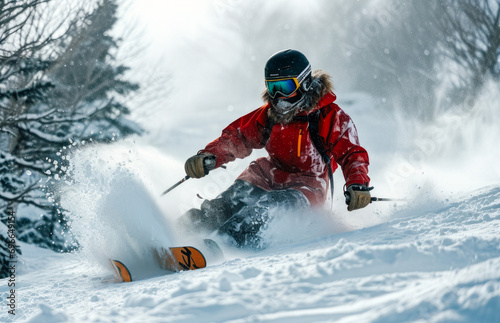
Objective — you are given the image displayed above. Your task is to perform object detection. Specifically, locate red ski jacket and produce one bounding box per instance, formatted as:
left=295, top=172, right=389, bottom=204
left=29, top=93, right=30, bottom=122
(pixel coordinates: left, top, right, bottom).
left=201, top=92, right=370, bottom=206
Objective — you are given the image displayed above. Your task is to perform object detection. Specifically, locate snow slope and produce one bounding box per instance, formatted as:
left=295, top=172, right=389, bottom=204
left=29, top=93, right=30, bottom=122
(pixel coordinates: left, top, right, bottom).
left=3, top=0, right=500, bottom=320
left=2, top=177, right=499, bottom=322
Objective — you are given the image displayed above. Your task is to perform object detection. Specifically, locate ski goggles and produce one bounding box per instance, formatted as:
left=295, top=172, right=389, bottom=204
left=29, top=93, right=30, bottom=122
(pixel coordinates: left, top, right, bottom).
left=265, top=64, right=312, bottom=98
left=265, top=78, right=300, bottom=98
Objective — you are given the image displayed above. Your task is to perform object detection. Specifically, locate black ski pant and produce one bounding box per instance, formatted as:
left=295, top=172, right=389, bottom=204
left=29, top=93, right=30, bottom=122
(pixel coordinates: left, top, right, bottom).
left=178, top=180, right=309, bottom=248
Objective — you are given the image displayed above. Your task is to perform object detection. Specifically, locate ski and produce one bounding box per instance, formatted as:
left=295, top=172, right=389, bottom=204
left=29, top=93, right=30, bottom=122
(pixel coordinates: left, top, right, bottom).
left=110, top=246, right=207, bottom=283
left=154, top=246, right=207, bottom=272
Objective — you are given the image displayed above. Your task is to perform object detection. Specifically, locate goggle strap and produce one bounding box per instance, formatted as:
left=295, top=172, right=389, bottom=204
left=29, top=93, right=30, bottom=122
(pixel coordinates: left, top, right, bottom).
left=296, top=64, right=312, bottom=84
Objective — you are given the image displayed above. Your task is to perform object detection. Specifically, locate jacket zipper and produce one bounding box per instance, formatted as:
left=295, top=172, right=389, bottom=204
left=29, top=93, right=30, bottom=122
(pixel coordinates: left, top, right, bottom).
left=297, top=128, right=303, bottom=157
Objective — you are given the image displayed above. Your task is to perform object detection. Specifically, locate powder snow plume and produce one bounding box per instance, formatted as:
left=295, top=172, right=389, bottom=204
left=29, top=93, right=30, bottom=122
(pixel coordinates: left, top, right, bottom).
left=61, top=142, right=178, bottom=279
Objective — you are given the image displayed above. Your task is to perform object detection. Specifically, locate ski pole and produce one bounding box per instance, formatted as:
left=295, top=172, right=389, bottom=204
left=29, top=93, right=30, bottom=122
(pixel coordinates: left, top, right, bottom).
left=370, top=197, right=407, bottom=202
left=160, top=157, right=225, bottom=197
left=161, top=175, right=190, bottom=196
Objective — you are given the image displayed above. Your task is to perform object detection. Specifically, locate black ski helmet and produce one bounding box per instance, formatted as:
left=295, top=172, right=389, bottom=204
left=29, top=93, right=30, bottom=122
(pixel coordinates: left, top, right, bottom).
left=265, top=49, right=312, bottom=89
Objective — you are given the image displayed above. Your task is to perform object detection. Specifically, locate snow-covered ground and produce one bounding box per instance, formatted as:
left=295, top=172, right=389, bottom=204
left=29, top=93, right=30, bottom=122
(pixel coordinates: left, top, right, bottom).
left=2, top=181, right=499, bottom=322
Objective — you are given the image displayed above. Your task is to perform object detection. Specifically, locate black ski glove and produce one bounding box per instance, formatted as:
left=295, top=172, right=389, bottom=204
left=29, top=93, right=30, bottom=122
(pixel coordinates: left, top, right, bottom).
left=185, top=153, right=216, bottom=178
left=344, top=184, right=373, bottom=211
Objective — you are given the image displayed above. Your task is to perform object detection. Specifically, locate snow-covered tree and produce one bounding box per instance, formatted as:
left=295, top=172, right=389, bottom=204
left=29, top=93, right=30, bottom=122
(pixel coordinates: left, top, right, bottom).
left=336, top=0, right=500, bottom=116
left=432, top=0, right=500, bottom=106
left=0, top=0, right=142, bottom=278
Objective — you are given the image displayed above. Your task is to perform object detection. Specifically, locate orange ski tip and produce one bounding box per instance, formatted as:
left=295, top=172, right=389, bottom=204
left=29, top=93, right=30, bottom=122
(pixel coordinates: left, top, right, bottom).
left=111, top=260, right=132, bottom=282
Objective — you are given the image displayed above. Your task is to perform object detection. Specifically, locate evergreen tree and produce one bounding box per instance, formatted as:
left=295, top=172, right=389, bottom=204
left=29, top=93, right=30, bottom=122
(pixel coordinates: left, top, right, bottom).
left=0, top=0, right=142, bottom=278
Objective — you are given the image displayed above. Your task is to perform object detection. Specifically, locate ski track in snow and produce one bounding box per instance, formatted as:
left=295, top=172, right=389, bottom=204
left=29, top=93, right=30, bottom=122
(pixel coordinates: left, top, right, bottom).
left=1, top=186, right=499, bottom=322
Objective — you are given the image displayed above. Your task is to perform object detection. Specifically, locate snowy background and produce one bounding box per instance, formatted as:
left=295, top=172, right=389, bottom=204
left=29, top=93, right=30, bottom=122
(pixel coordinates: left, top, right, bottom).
left=1, top=0, right=500, bottom=322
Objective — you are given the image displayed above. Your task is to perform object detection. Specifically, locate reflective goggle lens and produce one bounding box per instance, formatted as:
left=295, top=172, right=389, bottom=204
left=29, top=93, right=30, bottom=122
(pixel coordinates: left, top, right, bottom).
left=265, top=78, right=299, bottom=98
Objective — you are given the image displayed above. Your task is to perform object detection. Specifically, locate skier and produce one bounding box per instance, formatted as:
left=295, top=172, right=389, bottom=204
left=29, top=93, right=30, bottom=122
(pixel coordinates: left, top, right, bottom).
left=179, top=49, right=372, bottom=248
